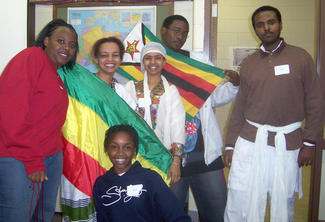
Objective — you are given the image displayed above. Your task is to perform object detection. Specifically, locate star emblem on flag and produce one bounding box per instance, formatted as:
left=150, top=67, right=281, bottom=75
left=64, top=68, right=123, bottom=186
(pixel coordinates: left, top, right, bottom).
left=118, top=22, right=226, bottom=122
left=125, top=40, right=140, bottom=60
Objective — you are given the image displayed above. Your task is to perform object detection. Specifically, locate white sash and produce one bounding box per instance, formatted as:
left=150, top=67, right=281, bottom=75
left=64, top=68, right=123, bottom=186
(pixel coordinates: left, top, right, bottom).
left=243, top=120, right=302, bottom=222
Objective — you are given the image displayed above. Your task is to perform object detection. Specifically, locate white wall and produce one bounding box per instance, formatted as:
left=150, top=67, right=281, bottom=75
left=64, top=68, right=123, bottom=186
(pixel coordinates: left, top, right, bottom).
left=35, top=5, right=53, bottom=37
left=0, top=0, right=27, bottom=73
left=174, top=0, right=205, bottom=52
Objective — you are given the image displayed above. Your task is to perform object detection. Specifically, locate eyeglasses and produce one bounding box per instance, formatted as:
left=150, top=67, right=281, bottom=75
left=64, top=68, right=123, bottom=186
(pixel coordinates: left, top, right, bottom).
left=167, top=28, right=189, bottom=38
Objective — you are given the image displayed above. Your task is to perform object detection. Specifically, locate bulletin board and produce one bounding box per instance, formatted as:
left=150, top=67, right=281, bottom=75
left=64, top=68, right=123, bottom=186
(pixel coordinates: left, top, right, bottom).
left=53, top=2, right=173, bottom=42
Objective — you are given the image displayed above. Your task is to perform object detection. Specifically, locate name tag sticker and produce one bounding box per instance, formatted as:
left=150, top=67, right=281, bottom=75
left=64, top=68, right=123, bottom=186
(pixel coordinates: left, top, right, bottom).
left=274, top=64, right=290, bottom=76
left=127, top=184, right=143, bottom=197
left=138, top=98, right=145, bottom=107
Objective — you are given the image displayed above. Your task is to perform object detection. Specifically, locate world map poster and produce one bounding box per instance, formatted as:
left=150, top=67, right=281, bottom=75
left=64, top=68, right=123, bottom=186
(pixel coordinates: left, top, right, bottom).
left=68, top=6, right=156, bottom=73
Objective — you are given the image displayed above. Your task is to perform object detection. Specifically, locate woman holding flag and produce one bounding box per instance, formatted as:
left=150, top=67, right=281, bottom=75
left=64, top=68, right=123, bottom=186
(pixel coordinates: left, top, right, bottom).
left=0, top=19, right=78, bottom=221
left=125, top=42, right=185, bottom=185
left=92, top=37, right=137, bottom=110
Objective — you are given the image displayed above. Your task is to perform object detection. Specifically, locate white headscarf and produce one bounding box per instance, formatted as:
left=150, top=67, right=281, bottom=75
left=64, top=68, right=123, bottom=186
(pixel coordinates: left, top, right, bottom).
left=140, top=42, right=167, bottom=73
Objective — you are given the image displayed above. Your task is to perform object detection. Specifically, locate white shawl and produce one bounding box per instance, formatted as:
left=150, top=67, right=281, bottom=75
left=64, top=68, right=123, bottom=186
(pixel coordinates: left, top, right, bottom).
left=124, top=74, right=185, bottom=150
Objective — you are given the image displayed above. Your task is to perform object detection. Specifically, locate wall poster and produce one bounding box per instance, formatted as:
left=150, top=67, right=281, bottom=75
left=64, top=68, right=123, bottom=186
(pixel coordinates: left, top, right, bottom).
left=229, top=47, right=258, bottom=72
left=67, top=6, right=156, bottom=73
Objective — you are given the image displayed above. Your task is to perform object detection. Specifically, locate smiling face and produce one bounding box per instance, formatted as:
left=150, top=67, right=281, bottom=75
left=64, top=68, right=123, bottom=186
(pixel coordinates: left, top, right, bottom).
left=161, top=19, right=189, bottom=53
left=94, top=42, right=122, bottom=76
left=253, top=10, right=282, bottom=52
left=43, top=26, right=77, bottom=67
left=143, top=52, right=166, bottom=77
left=107, top=131, right=136, bottom=175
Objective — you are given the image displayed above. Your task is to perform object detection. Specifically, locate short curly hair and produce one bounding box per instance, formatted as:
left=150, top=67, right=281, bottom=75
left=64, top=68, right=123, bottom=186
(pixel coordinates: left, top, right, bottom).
left=104, top=125, right=139, bottom=155
left=92, top=37, right=125, bottom=61
left=251, top=6, right=282, bottom=30
left=162, top=15, right=189, bottom=29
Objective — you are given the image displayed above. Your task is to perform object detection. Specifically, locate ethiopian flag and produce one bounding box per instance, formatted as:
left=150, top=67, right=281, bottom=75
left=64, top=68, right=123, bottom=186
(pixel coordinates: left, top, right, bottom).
left=58, top=64, right=172, bottom=221
left=118, top=22, right=226, bottom=121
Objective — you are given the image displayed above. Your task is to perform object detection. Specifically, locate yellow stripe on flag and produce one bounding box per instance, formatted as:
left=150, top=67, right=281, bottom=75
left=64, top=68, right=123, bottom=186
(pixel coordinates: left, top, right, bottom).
left=144, top=36, right=152, bottom=44
left=62, top=96, right=112, bottom=170
left=133, top=155, right=170, bottom=185
left=181, top=97, right=199, bottom=118
left=167, top=56, right=223, bottom=86
left=121, top=65, right=143, bottom=81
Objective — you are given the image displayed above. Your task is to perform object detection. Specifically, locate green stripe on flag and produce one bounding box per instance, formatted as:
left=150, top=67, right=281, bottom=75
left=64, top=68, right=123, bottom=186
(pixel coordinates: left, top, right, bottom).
left=116, top=66, right=137, bottom=81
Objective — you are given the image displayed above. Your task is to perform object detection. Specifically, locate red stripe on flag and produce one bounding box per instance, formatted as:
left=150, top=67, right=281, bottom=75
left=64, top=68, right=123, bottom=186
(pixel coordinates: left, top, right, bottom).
left=176, top=86, right=205, bottom=109
left=164, top=63, right=216, bottom=94
left=62, top=138, right=107, bottom=198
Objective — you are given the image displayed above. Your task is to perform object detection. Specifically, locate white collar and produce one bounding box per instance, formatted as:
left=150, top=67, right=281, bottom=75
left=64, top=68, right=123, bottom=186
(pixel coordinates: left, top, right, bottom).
left=260, top=39, right=283, bottom=53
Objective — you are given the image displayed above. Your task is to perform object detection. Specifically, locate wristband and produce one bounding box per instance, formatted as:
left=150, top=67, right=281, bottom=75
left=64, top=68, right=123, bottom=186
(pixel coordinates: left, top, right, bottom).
left=172, top=162, right=180, bottom=167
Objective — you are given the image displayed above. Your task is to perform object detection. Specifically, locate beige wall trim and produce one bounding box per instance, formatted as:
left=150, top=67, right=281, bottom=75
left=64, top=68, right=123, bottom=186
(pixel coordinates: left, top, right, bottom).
left=309, top=0, right=325, bottom=221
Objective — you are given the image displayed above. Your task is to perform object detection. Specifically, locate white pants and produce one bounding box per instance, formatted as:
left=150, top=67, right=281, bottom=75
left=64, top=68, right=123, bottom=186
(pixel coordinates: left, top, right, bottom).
left=224, top=137, right=302, bottom=222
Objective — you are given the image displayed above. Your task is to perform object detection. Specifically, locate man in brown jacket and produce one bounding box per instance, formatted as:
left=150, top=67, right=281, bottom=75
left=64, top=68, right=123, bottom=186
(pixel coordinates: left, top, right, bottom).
left=224, top=5, right=323, bottom=222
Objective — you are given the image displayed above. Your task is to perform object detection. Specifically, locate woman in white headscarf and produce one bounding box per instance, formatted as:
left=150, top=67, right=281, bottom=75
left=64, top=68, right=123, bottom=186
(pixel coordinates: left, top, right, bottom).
left=125, top=42, right=185, bottom=185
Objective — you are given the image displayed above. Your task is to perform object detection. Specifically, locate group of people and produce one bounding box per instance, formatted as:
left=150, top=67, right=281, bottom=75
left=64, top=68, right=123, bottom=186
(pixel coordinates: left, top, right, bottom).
left=0, top=5, right=322, bottom=222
